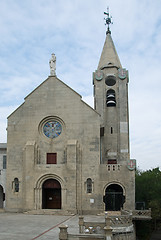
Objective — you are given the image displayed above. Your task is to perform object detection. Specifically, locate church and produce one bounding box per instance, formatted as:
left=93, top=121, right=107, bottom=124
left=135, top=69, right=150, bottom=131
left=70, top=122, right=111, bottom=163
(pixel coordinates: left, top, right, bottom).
left=5, top=13, right=136, bottom=214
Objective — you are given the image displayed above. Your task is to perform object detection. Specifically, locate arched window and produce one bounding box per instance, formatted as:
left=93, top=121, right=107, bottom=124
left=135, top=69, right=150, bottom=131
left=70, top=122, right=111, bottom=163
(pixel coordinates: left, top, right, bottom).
left=86, top=178, right=92, bottom=193
left=14, top=178, right=19, bottom=192
left=106, top=89, right=116, bottom=107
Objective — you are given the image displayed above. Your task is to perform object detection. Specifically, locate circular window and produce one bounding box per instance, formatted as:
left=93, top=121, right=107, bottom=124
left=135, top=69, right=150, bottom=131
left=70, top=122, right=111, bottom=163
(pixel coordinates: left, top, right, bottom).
left=43, top=121, right=62, bottom=139
left=105, top=75, right=116, bottom=86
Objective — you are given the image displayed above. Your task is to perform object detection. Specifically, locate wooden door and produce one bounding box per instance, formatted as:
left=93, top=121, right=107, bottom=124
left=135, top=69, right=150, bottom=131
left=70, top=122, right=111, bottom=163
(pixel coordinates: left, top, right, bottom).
left=42, top=179, right=61, bottom=209
left=45, top=189, right=61, bottom=209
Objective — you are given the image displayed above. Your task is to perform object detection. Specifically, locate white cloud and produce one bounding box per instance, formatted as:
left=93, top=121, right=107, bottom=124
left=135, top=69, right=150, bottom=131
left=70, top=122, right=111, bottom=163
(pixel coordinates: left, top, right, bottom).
left=0, top=106, right=18, bottom=142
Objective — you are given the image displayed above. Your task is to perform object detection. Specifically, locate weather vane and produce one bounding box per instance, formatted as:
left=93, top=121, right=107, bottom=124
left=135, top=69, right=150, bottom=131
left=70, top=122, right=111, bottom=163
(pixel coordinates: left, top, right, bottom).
left=104, top=7, right=113, bottom=34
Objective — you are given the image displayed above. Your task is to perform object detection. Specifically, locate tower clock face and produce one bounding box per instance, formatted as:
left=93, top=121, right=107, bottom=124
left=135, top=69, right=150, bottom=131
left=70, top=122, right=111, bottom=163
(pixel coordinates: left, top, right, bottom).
left=43, top=121, right=62, bottom=139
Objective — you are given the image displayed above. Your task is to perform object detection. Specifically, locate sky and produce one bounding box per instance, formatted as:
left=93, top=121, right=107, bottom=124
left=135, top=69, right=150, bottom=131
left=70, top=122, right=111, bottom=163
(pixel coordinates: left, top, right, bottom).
left=0, top=0, right=161, bottom=170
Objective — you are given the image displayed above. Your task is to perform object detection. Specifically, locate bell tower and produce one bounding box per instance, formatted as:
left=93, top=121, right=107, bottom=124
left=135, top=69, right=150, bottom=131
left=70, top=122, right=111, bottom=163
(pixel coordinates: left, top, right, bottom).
left=93, top=9, right=135, bottom=210
left=93, top=9, right=130, bottom=166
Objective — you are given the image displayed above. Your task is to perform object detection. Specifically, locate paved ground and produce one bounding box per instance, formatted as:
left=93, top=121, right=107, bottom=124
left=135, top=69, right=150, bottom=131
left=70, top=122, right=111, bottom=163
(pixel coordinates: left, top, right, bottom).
left=0, top=213, right=105, bottom=240
left=0, top=213, right=79, bottom=240
left=2, top=212, right=161, bottom=240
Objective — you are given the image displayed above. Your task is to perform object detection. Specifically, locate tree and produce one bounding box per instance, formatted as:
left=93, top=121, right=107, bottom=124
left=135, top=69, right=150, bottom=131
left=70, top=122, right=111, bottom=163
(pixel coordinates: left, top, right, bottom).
left=135, top=167, right=161, bottom=239
left=136, top=167, right=161, bottom=217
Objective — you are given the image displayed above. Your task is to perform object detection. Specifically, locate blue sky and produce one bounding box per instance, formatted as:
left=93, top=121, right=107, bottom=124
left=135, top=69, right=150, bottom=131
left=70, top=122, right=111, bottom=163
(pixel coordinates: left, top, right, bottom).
left=0, top=0, right=161, bottom=170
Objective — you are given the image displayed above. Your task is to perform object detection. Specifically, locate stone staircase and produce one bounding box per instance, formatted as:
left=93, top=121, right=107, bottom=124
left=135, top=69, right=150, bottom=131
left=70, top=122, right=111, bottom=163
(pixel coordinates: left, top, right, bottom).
left=24, top=209, right=75, bottom=215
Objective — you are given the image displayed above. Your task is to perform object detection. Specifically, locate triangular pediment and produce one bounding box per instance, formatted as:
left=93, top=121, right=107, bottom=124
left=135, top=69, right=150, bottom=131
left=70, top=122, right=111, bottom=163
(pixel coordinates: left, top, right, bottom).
left=8, top=76, right=99, bottom=118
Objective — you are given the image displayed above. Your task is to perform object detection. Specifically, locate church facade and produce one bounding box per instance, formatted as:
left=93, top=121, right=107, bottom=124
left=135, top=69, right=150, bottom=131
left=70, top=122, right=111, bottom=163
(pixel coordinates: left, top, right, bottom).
left=6, top=26, right=136, bottom=214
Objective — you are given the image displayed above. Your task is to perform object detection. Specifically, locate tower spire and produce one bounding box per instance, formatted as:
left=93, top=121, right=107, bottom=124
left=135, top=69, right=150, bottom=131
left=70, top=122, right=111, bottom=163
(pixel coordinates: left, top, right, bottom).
left=97, top=8, right=121, bottom=69
left=104, top=7, right=113, bottom=34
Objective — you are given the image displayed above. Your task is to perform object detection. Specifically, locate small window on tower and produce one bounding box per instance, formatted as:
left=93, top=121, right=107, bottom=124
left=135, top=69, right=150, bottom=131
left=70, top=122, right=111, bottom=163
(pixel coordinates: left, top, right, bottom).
left=47, top=153, right=57, bottom=164
left=14, top=178, right=19, bottom=192
left=86, top=178, right=92, bottom=193
left=100, top=127, right=104, bottom=137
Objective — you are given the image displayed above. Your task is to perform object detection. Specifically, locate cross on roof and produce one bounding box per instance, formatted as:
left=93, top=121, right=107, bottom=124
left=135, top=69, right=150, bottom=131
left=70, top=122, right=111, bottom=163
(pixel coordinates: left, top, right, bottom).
left=104, top=7, right=113, bottom=34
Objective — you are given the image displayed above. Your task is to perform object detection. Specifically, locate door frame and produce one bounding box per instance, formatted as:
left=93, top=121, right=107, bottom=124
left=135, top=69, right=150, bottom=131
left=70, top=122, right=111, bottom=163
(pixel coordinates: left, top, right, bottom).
left=104, top=182, right=125, bottom=211
left=34, top=174, right=66, bottom=210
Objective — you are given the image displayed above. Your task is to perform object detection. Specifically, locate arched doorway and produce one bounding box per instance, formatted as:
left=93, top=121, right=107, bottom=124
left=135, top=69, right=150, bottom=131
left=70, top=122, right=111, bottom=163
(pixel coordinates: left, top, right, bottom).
left=104, top=184, right=125, bottom=211
left=42, top=179, right=61, bottom=209
left=0, top=185, right=4, bottom=208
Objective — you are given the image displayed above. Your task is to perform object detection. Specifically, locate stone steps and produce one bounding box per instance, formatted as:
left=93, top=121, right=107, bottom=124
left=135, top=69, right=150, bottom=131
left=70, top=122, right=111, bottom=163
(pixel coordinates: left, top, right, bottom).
left=24, top=209, right=75, bottom=216
left=106, top=211, right=121, bottom=216
left=98, top=211, right=121, bottom=216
